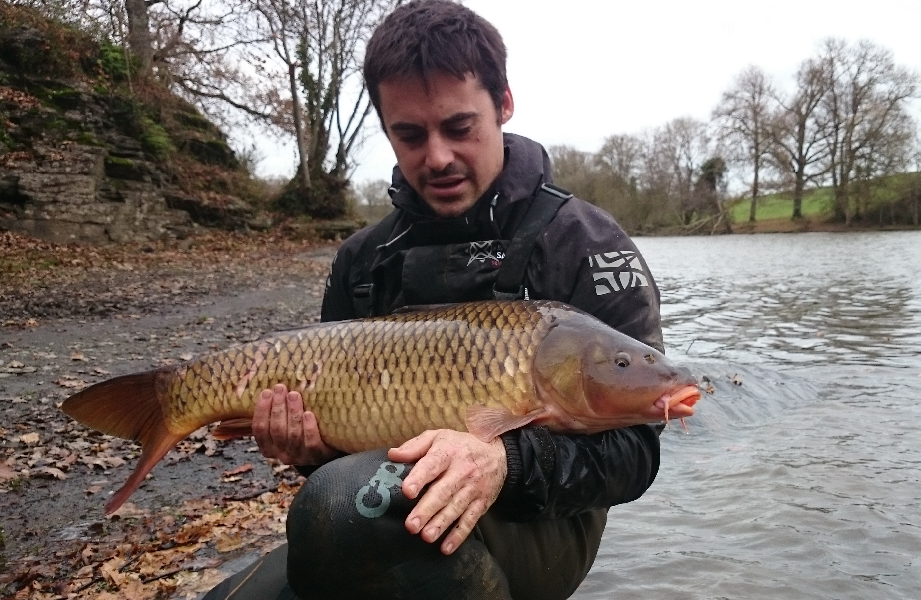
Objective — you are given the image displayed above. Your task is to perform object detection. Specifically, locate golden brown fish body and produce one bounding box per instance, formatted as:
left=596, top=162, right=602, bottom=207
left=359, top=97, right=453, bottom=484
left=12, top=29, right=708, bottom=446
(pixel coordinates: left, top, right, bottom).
left=62, top=301, right=700, bottom=513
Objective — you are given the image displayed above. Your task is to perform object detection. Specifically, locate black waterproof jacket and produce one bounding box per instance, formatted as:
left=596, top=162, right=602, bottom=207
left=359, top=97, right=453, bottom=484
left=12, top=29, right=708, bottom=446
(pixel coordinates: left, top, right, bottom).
left=319, top=133, right=664, bottom=521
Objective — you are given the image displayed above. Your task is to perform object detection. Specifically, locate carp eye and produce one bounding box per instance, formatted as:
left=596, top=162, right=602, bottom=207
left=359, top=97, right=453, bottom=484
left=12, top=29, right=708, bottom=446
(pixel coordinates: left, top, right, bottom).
left=644, top=354, right=656, bottom=364
left=614, top=352, right=631, bottom=368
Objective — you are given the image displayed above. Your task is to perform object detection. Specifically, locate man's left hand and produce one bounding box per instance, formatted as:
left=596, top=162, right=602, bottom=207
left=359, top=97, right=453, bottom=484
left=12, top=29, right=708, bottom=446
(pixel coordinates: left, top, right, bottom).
left=388, top=430, right=507, bottom=556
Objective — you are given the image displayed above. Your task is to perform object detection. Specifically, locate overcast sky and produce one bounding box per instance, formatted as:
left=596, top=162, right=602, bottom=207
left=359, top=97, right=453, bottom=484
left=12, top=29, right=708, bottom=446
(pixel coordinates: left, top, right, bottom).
left=252, top=0, right=921, bottom=185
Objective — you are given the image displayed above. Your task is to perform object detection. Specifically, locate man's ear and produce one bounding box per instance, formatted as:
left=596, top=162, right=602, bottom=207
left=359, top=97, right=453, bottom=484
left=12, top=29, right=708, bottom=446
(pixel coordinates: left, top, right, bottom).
left=500, top=86, right=514, bottom=125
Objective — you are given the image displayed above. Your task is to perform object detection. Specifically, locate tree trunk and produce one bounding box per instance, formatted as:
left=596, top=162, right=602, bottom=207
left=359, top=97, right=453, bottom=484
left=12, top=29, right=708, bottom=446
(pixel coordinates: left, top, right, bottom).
left=792, top=170, right=805, bottom=219
left=124, top=0, right=153, bottom=78
left=913, top=184, right=919, bottom=226
left=748, top=162, right=760, bottom=222
left=289, top=63, right=312, bottom=197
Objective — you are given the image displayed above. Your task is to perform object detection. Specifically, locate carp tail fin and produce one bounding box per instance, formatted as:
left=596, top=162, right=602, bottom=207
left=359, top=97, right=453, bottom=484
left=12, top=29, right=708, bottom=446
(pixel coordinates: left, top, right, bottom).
left=61, top=371, right=187, bottom=514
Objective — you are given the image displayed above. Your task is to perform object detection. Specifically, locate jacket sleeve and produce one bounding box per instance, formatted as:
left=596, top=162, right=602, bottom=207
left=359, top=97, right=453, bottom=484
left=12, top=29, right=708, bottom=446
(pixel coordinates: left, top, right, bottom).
left=494, top=424, right=660, bottom=521
left=492, top=197, right=664, bottom=520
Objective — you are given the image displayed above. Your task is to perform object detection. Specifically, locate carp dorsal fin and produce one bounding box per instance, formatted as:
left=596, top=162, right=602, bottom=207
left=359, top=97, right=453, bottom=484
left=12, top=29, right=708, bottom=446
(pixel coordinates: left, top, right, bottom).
left=465, top=406, right=548, bottom=441
left=391, top=303, right=459, bottom=314
left=212, top=418, right=254, bottom=440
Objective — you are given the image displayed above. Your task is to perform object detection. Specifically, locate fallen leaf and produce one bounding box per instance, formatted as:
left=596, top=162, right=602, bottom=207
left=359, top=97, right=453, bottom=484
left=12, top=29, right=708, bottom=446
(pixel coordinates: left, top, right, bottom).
left=71, top=351, right=87, bottom=361
left=21, top=432, right=40, bottom=445
left=214, top=532, right=244, bottom=553
left=222, top=464, right=253, bottom=477
left=33, top=466, right=68, bottom=480
left=107, top=502, right=151, bottom=520
left=0, top=462, right=18, bottom=481
left=86, top=485, right=103, bottom=494
left=55, top=377, right=88, bottom=388
left=100, top=557, right=129, bottom=587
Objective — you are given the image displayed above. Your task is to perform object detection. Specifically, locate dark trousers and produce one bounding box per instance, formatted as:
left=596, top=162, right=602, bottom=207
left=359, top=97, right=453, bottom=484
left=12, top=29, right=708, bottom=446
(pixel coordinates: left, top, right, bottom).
left=202, top=450, right=606, bottom=600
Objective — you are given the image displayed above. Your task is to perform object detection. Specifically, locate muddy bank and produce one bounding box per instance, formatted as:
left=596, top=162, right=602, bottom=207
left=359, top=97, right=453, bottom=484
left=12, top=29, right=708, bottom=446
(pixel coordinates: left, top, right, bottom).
left=0, top=231, right=338, bottom=598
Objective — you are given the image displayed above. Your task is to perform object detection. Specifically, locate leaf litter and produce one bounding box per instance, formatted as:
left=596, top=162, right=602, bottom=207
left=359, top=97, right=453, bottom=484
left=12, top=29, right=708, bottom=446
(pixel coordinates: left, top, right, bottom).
left=0, top=228, right=338, bottom=598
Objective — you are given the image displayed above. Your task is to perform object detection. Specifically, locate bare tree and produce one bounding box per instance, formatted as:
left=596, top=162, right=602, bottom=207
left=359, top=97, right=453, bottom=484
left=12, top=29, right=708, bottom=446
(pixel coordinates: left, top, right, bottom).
left=251, top=0, right=314, bottom=196
left=249, top=0, right=398, bottom=216
left=596, top=133, right=644, bottom=187
left=644, top=117, right=712, bottom=225
left=818, top=38, right=919, bottom=224
left=908, top=128, right=921, bottom=226
left=713, top=65, right=775, bottom=222
left=355, top=178, right=391, bottom=206
left=768, top=57, right=831, bottom=219
left=123, top=0, right=155, bottom=78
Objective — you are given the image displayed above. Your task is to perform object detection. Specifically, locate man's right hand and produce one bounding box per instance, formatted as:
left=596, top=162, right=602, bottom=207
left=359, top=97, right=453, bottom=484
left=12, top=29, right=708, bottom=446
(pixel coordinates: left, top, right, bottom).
left=252, top=383, right=339, bottom=466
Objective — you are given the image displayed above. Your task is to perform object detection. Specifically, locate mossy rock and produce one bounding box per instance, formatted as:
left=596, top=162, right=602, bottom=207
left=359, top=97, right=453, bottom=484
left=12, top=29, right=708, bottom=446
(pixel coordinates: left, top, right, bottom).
left=0, top=8, right=99, bottom=79
left=104, top=155, right=148, bottom=181
left=174, top=110, right=218, bottom=133
left=140, top=116, right=174, bottom=159
left=177, top=136, right=238, bottom=168
left=73, top=131, right=102, bottom=146
left=47, top=87, right=83, bottom=111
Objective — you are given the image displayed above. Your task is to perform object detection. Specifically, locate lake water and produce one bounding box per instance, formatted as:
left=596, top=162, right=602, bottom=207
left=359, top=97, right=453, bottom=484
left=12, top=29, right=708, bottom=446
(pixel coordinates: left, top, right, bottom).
left=576, top=231, right=921, bottom=599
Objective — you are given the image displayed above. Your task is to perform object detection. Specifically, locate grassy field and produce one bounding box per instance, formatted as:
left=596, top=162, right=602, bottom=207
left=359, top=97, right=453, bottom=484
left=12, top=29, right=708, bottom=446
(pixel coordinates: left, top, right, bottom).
left=728, top=173, right=920, bottom=233
left=730, top=188, right=832, bottom=222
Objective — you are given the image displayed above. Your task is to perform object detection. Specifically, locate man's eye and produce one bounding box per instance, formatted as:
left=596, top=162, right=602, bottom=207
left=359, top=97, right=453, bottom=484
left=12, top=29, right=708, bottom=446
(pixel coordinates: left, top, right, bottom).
left=398, top=134, right=425, bottom=145
left=447, top=127, right=471, bottom=139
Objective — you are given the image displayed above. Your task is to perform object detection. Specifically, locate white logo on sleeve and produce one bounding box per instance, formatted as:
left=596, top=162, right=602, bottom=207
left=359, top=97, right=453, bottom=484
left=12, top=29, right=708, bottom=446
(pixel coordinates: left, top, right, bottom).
left=589, top=250, right=649, bottom=295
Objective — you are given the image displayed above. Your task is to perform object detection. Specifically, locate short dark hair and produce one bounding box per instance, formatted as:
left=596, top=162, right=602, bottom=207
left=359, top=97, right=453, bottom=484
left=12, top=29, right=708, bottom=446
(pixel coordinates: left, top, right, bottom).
left=364, top=0, right=508, bottom=122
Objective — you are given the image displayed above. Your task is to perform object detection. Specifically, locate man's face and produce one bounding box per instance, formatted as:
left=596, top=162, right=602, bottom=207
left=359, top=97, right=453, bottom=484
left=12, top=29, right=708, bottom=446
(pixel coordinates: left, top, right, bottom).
left=377, top=72, right=514, bottom=219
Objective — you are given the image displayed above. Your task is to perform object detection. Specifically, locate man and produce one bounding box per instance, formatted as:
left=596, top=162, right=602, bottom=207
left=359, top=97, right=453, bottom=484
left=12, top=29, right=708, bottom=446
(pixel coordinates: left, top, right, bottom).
left=204, top=1, right=663, bottom=598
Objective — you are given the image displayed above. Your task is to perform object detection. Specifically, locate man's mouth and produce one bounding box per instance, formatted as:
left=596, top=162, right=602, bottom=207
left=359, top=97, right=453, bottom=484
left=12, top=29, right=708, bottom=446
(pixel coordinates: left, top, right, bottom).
left=426, top=176, right=467, bottom=197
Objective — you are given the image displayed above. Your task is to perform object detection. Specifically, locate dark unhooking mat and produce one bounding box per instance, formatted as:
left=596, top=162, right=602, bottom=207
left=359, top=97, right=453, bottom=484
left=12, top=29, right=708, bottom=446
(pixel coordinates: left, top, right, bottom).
left=202, top=449, right=512, bottom=600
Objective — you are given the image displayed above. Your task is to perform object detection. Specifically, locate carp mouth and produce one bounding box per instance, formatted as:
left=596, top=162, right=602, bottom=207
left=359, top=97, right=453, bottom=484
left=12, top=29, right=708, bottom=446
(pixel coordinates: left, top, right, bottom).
left=655, top=384, right=701, bottom=428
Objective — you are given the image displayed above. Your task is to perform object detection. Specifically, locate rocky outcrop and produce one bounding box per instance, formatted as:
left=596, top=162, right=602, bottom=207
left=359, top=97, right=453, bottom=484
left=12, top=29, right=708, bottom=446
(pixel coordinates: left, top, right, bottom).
left=0, top=142, right=194, bottom=244
left=0, top=7, right=261, bottom=245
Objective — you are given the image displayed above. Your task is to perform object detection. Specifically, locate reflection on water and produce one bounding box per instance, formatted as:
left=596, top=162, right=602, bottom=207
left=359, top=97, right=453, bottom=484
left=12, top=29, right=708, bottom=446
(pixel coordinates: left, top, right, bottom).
left=644, top=231, right=921, bottom=368
left=576, top=231, right=921, bottom=600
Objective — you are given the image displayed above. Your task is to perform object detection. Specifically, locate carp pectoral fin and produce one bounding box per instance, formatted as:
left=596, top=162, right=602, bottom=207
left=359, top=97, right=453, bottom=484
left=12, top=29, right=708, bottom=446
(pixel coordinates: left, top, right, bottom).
left=212, top=418, right=254, bottom=440
left=465, top=406, right=548, bottom=441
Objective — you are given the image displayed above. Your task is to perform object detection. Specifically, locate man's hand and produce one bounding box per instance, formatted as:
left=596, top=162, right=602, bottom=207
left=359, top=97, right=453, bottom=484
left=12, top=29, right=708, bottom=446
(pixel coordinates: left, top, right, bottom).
left=252, top=384, right=338, bottom=466
left=388, top=430, right=507, bottom=556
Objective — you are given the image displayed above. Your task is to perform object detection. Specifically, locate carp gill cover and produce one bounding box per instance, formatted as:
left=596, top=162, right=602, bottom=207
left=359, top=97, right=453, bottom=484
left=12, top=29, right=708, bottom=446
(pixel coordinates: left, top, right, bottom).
left=61, top=301, right=701, bottom=513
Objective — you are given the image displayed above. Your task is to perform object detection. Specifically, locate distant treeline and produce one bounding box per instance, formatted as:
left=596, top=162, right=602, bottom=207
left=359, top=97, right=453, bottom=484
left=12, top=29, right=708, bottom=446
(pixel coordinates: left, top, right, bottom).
left=545, top=39, right=920, bottom=234
left=20, top=2, right=918, bottom=231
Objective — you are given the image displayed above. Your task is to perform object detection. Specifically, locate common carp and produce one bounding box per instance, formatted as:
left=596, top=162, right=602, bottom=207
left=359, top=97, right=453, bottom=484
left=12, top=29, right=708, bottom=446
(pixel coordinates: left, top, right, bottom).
left=62, top=301, right=700, bottom=514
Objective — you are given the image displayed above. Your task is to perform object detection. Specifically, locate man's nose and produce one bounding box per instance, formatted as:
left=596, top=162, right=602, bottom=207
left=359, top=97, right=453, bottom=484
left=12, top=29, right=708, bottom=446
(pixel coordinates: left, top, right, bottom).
left=424, top=135, right=454, bottom=172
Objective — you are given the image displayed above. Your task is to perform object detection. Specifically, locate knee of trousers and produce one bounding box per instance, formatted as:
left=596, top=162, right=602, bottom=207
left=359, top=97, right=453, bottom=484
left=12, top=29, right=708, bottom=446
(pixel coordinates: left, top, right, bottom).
left=285, top=449, right=432, bottom=594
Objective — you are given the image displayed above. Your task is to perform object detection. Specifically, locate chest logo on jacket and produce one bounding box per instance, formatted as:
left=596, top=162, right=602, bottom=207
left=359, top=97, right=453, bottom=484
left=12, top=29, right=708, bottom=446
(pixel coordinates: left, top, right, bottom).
left=589, top=250, right=649, bottom=295
left=467, top=240, right=506, bottom=267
